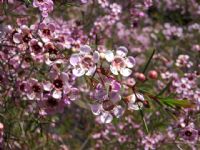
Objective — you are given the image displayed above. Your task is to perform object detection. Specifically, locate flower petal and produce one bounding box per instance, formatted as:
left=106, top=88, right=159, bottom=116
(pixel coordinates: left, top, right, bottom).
left=43, top=81, right=53, bottom=91
left=52, top=90, right=62, bottom=99
left=110, top=92, right=121, bottom=104
left=70, top=54, right=80, bottom=66
left=72, top=67, right=85, bottom=77
left=110, top=65, right=119, bottom=75
left=116, top=46, right=128, bottom=57
left=126, top=56, right=136, bottom=68
left=120, top=68, right=132, bottom=77
left=80, top=45, right=92, bottom=54
left=136, top=93, right=145, bottom=101
left=13, top=33, right=22, bottom=44
left=91, top=104, right=102, bottom=115
left=112, top=105, right=124, bottom=118
left=93, top=51, right=100, bottom=63
left=100, top=112, right=113, bottom=123
left=104, top=50, right=114, bottom=62
left=86, top=66, right=96, bottom=76
left=128, top=94, right=136, bottom=103
left=128, top=102, right=143, bottom=110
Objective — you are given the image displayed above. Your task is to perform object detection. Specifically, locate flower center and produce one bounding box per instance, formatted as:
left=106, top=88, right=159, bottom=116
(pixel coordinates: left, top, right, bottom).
left=32, top=44, right=42, bottom=53
left=43, top=29, right=51, bottom=36
left=32, top=84, right=41, bottom=93
left=53, top=79, right=63, bottom=89
left=47, top=97, right=58, bottom=107
left=112, top=57, right=125, bottom=69
left=23, top=34, right=31, bottom=43
left=102, top=100, right=115, bottom=111
left=19, top=83, right=25, bottom=91
left=185, top=130, right=192, bottom=137
left=81, top=56, right=94, bottom=69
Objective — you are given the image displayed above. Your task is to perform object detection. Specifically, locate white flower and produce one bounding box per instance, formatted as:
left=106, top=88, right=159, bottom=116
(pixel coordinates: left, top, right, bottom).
left=104, top=46, right=135, bottom=77
left=127, top=93, right=145, bottom=110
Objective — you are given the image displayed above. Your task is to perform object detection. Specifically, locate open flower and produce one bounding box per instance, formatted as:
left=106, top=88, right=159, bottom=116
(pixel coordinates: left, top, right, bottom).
left=39, top=95, right=66, bottom=115
left=93, top=79, right=121, bottom=103
left=179, top=126, right=198, bottom=142
left=38, top=23, right=55, bottom=42
left=104, top=46, right=135, bottom=77
left=91, top=102, right=124, bottom=123
left=91, top=79, right=123, bottom=123
left=70, top=45, right=99, bottom=77
left=13, top=25, right=32, bottom=51
left=24, top=78, right=43, bottom=100
left=33, top=0, right=54, bottom=17
left=42, top=68, right=79, bottom=102
left=126, top=93, right=145, bottom=110
left=29, top=39, right=44, bottom=62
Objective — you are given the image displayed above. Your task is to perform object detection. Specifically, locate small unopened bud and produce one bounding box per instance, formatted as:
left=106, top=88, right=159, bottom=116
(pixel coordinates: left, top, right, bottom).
left=0, top=123, right=4, bottom=132
left=135, top=72, right=146, bottom=82
left=148, top=70, right=158, bottom=79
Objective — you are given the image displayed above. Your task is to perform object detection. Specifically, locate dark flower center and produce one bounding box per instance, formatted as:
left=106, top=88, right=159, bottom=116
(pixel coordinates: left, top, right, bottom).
left=24, top=56, right=32, bottom=62
left=43, top=29, right=51, bottom=36
left=185, top=130, right=192, bottom=137
left=32, top=44, right=42, bottom=53
left=53, top=79, right=63, bottom=89
left=81, top=56, right=93, bottom=68
left=20, top=83, right=25, bottom=91
left=47, top=97, right=58, bottom=107
left=32, top=84, right=41, bottom=93
left=23, top=35, right=31, bottom=43
left=181, top=84, right=186, bottom=88
left=102, top=100, right=114, bottom=111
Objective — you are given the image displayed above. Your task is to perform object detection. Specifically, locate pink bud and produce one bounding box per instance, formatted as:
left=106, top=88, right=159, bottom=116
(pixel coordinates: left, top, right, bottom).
left=135, top=72, right=146, bottom=82
left=148, top=70, right=158, bottom=79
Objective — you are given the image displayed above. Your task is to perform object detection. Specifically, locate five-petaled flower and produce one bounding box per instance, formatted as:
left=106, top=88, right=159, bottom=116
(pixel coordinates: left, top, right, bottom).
left=104, top=46, right=136, bottom=77
left=70, top=45, right=100, bottom=77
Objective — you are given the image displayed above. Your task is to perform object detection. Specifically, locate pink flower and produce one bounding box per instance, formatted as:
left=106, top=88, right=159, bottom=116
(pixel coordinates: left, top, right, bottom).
left=33, top=0, right=54, bottom=17
left=70, top=45, right=99, bottom=77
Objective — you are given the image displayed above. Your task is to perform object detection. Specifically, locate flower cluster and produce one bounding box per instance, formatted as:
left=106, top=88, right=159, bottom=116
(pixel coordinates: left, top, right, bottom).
left=1, top=0, right=200, bottom=149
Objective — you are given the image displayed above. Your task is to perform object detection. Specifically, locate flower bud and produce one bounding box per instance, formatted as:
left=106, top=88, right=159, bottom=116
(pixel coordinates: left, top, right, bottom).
left=0, top=123, right=3, bottom=132
left=148, top=70, right=158, bottom=79
left=135, top=72, right=146, bottom=82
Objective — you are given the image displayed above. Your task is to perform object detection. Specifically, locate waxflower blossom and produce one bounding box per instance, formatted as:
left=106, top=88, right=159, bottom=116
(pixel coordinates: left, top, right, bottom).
left=104, top=46, right=136, bottom=77
left=91, top=79, right=124, bottom=123
left=91, top=103, right=124, bottom=123
left=176, top=54, right=193, bottom=68
left=13, top=25, right=32, bottom=50
left=33, top=0, right=54, bottom=17
left=39, top=95, right=66, bottom=115
left=126, top=93, right=145, bottom=110
left=38, top=23, right=55, bottom=42
left=179, top=126, right=199, bottom=142
left=70, top=45, right=100, bottom=77
left=43, top=68, right=78, bottom=101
